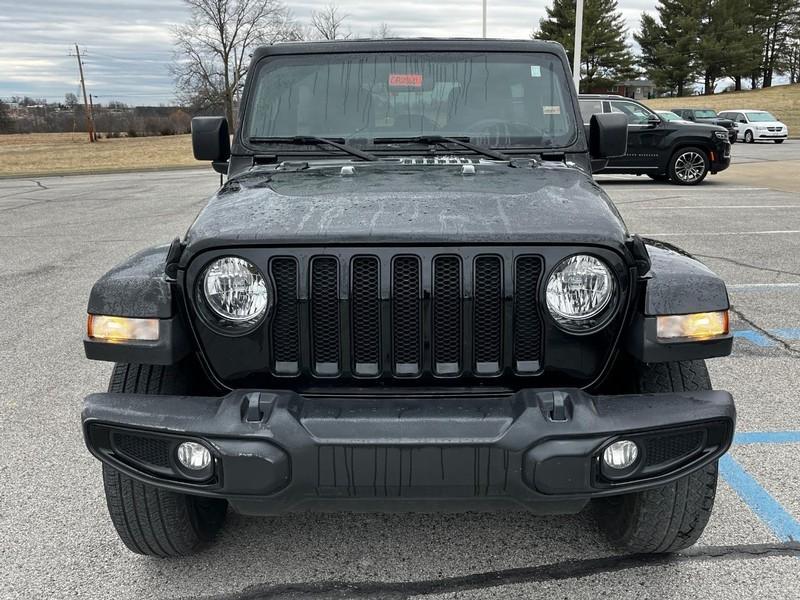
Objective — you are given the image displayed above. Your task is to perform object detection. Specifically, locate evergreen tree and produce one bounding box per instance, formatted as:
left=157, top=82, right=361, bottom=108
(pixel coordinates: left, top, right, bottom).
left=635, top=1, right=701, bottom=96
left=533, top=0, right=636, bottom=92
left=714, top=0, right=763, bottom=90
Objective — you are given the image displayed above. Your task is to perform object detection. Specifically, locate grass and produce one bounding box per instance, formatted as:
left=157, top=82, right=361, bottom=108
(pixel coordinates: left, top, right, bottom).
left=0, top=132, right=199, bottom=177
left=643, top=83, right=800, bottom=137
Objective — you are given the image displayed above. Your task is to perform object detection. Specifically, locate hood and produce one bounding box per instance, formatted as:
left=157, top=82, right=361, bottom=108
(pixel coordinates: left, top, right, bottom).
left=182, top=161, right=629, bottom=258
left=750, top=120, right=785, bottom=127
left=695, top=116, right=733, bottom=126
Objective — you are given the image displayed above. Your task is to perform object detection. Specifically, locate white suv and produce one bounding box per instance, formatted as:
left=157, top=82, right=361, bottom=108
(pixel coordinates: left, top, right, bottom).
left=718, top=109, right=788, bottom=144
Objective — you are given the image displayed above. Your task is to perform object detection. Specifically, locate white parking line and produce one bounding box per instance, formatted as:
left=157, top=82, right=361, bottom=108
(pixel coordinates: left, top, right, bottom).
left=642, top=230, right=800, bottom=237
left=630, top=205, right=800, bottom=210
left=728, top=283, right=800, bottom=291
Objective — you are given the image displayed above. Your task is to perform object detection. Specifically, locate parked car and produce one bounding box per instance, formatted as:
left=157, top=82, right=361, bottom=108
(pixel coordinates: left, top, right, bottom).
left=717, top=109, right=788, bottom=143
left=82, top=39, right=735, bottom=558
left=671, top=108, right=737, bottom=143
left=579, top=94, right=731, bottom=184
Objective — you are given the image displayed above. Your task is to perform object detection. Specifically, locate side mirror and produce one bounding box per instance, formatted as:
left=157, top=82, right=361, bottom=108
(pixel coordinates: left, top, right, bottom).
left=192, top=116, right=231, bottom=173
left=646, top=115, right=661, bottom=127
left=589, top=113, right=628, bottom=159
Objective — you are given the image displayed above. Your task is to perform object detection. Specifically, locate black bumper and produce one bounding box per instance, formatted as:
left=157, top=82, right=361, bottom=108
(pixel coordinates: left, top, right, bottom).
left=82, top=388, right=735, bottom=516
left=710, top=142, right=732, bottom=173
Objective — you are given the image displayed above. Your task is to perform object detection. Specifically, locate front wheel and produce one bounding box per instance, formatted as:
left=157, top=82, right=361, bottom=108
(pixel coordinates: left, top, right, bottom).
left=668, top=147, right=709, bottom=185
left=744, top=130, right=754, bottom=143
left=594, top=360, right=719, bottom=553
left=102, top=362, right=227, bottom=556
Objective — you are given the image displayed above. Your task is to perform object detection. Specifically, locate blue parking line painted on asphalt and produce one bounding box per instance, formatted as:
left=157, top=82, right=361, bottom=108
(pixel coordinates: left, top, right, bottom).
left=732, top=328, right=800, bottom=347
left=733, top=330, right=774, bottom=346
left=719, top=454, right=800, bottom=542
left=735, top=431, right=800, bottom=445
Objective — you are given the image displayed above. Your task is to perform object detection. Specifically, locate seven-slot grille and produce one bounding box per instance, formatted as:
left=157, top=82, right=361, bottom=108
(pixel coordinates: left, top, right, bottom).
left=269, top=251, right=544, bottom=379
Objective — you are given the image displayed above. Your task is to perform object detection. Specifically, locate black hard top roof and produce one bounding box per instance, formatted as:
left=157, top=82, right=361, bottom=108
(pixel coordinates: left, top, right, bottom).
left=252, top=38, right=566, bottom=60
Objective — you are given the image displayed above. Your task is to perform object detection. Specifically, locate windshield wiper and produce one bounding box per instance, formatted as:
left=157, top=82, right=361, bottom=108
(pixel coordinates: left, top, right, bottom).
left=248, top=136, right=379, bottom=162
left=371, top=135, right=512, bottom=162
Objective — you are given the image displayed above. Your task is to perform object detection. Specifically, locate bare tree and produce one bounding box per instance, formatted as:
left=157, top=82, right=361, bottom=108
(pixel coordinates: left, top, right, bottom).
left=370, top=23, right=395, bottom=39
left=310, top=3, right=351, bottom=40
left=172, top=0, right=301, bottom=126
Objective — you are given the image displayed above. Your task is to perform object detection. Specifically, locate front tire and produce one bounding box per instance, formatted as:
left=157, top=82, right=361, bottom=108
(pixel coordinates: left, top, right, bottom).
left=102, top=363, right=227, bottom=557
left=744, top=130, right=754, bottom=143
left=594, top=360, right=719, bottom=553
left=668, top=147, right=709, bottom=185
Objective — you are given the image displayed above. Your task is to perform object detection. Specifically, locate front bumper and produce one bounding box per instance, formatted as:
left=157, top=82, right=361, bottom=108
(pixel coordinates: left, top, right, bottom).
left=755, top=130, right=788, bottom=139
left=710, top=142, right=732, bottom=173
left=83, top=388, right=735, bottom=516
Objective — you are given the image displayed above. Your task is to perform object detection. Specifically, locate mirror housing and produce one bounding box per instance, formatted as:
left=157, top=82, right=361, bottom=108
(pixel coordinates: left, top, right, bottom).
left=646, top=115, right=661, bottom=127
left=589, top=113, right=628, bottom=159
left=191, top=117, right=231, bottom=167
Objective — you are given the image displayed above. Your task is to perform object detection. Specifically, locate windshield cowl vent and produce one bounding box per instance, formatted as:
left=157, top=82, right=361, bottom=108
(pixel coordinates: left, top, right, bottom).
left=399, top=156, right=478, bottom=166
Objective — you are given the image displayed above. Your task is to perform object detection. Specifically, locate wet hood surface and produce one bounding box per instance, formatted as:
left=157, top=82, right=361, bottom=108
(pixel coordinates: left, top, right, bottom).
left=183, top=162, right=629, bottom=257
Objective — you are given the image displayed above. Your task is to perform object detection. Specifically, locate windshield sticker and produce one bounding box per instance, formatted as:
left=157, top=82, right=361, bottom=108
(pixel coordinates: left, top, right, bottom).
left=389, top=74, right=423, bottom=87
left=543, top=105, right=561, bottom=115
left=530, top=65, right=541, bottom=77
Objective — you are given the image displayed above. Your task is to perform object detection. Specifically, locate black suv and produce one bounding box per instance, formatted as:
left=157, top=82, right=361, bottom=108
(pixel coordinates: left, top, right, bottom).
left=580, top=95, right=731, bottom=184
left=82, top=39, right=735, bottom=558
left=671, top=108, right=737, bottom=142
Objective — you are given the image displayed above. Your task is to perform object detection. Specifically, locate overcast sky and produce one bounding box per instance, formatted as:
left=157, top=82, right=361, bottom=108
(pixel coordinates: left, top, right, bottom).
left=0, top=0, right=658, bottom=105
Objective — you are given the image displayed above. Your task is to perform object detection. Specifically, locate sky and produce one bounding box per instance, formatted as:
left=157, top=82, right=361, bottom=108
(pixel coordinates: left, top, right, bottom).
left=0, top=1, right=659, bottom=106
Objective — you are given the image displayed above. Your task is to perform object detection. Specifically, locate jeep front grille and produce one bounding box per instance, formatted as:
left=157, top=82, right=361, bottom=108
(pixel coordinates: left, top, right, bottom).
left=267, top=250, right=544, bottom=380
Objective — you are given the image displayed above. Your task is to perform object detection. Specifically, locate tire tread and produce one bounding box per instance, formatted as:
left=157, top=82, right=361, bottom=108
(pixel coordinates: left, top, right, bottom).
left=101, top=362, right=226, bottom=557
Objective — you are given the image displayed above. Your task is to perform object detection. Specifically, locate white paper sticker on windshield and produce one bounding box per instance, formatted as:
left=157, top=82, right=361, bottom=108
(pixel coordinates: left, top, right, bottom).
left=543, top=105, right=561, bottom=115
left=530, top=65, right=541, bottom=77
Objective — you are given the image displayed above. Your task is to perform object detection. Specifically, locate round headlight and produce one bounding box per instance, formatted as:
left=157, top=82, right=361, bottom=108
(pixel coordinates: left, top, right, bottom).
left=546, top=255, right=615, bottom=328
left=202, top=257, right=268, bottom=323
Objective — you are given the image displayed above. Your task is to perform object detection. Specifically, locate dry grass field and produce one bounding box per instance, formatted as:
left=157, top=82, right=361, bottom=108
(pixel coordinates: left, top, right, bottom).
left=644, top=83, right=800, bottom=137
left=0, top=132, right=198, bottom=177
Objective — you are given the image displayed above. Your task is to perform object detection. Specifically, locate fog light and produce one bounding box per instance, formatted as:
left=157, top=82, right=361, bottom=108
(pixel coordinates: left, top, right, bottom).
left=603, top=440, right=639, bottom=470
left=176, top=441, right=211, bottom=471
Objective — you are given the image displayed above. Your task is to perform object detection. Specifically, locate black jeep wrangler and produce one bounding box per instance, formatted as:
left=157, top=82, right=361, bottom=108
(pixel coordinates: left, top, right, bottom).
left=82, top=39, right=735, bottom=557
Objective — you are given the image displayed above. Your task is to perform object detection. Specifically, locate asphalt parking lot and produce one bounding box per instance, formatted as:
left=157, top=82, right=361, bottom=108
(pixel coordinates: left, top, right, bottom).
left=2, top=141, right=800, bottom=600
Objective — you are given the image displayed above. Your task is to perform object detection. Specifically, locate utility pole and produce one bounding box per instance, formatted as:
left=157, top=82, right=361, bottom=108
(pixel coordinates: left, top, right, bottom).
left=572, top=0, right=584, bottom=92
left=482, top=0, right=487, bottom=38
left=89, top=94, right=97, bottom=142
left=74, top=44, right=96, bottom=143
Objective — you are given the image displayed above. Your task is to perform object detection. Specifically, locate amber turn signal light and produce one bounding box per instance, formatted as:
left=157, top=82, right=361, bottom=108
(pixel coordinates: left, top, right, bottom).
left=656, top=311, right=729, bottom=341
left=87, top=315, right=160, bottom=342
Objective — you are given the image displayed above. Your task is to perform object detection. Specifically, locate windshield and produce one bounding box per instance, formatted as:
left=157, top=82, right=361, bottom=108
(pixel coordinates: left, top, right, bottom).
left=694, top=110, right=718, bottom=118
left=746, top=111, right=777, bottom=122
left=658, top=111, right=681, bottom=121
left=245, top=52, right=577, bottom=149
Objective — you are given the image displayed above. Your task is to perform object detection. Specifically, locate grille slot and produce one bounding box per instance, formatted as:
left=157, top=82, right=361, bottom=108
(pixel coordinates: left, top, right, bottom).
left=270, top=258, right=300, bottom=375
left=644, top=430, right=705, bottom=467
left=514, top=256, right=544, bottom=373
left=433, top=256, right=462, bottom=375
left=310, top=257, right=340, bottom=375
left=351, top=257, right=381, bottom=376
left=473, top=256, right=503, bottom=374
left=392, top=256, right=422, bottom=376
left=112, top=433, right=171, bottom=469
